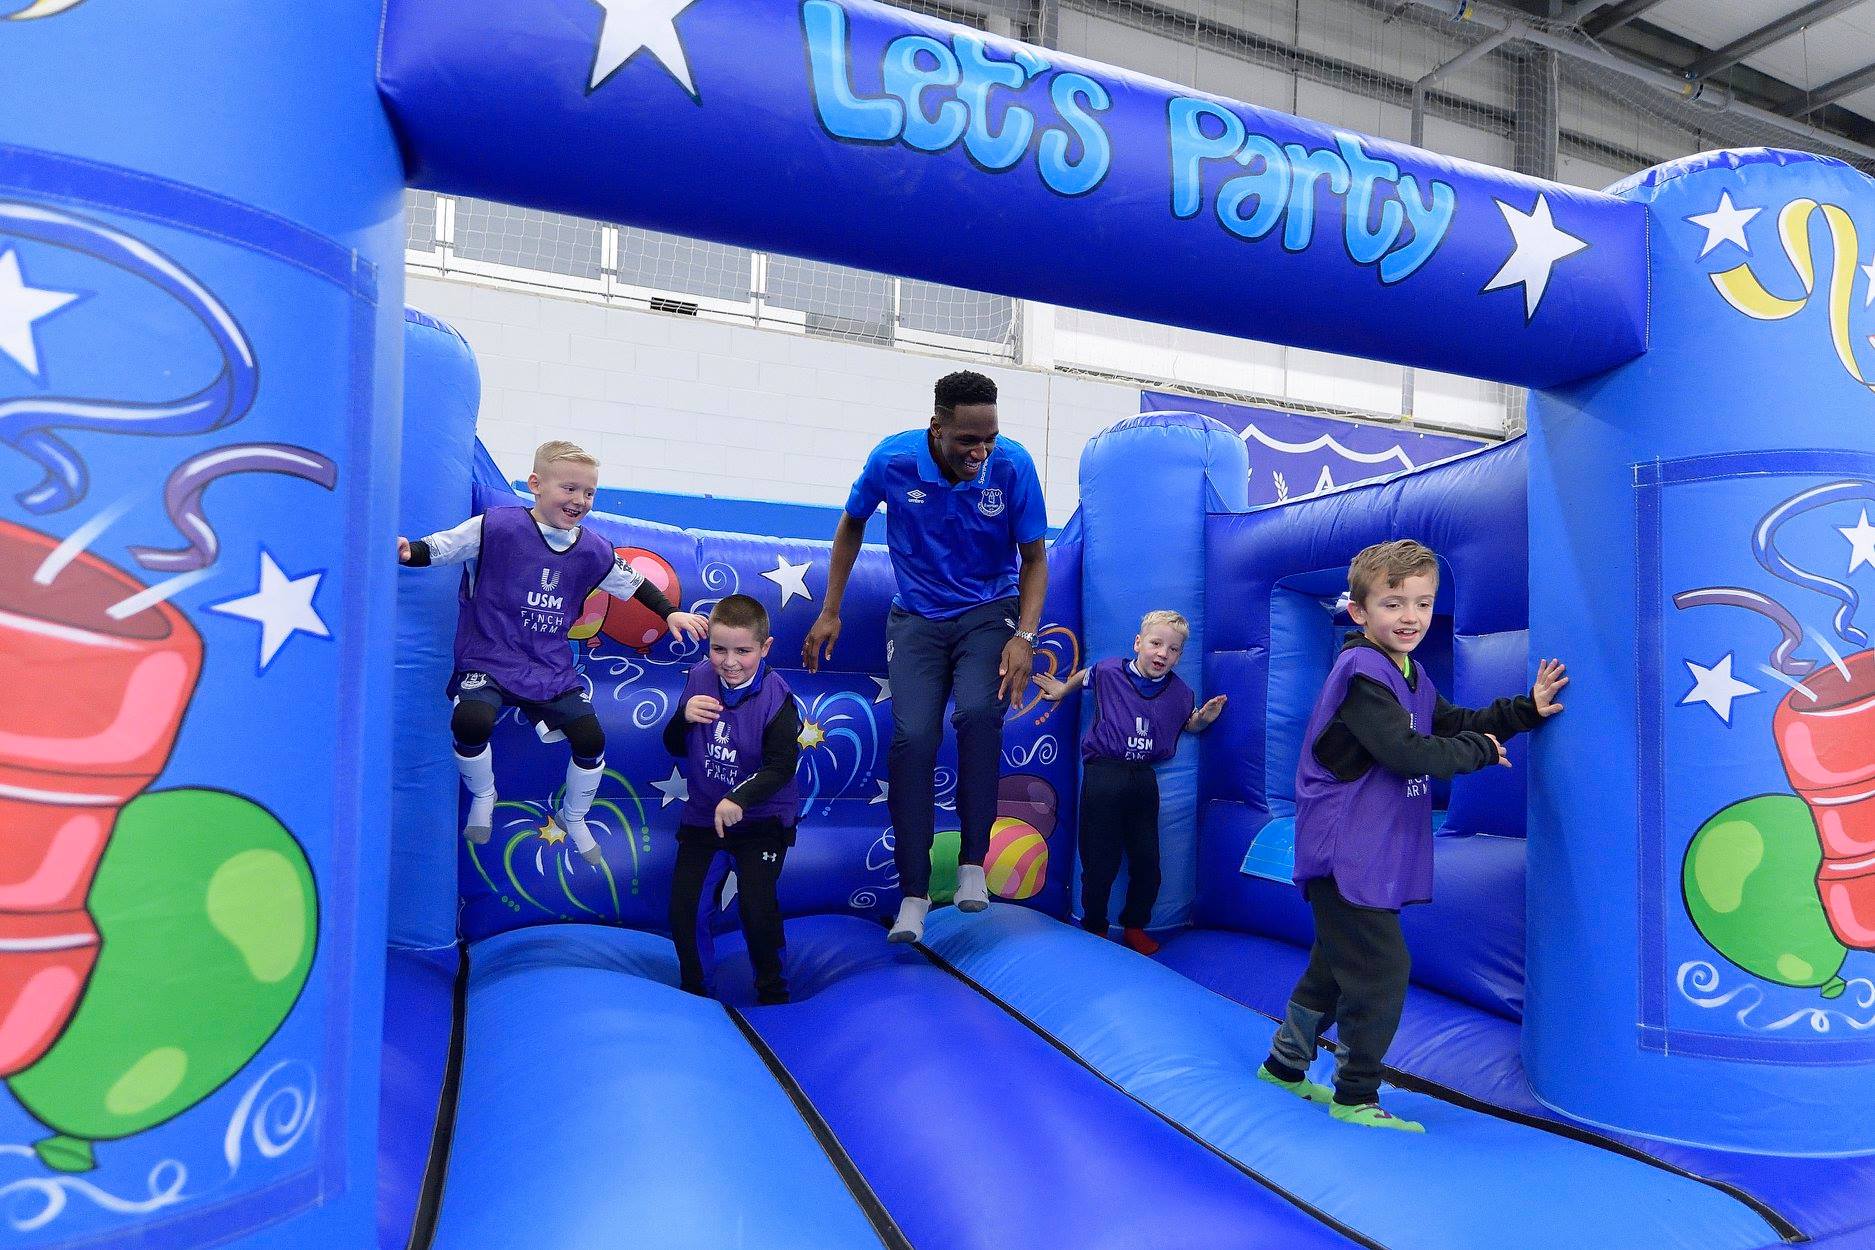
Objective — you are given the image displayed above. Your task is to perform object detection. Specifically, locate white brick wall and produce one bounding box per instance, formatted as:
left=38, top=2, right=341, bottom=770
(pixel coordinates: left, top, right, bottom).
left=408, top=274, right=1504, bottom=527
left=409, top=275, right=1139, bottom=527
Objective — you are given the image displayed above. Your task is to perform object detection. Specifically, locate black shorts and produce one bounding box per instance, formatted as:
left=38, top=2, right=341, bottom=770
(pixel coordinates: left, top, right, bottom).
left=449, top=670, right=595, bottom=733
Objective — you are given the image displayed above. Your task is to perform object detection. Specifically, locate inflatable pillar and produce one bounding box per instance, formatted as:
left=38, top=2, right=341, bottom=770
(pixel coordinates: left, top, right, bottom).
left=1077, top=412, right=1248, bottom=928
left=1527, top=150, right=1875, bottom=1155
left=391, top=309, right=480, bottom=950
left=0, top=1, right=404, bottom=1244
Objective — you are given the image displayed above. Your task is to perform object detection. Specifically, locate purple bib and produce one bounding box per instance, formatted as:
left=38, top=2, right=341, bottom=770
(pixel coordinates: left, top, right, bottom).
left=679, top=660, right=800, bottom=827
left=452, top=507, right=616, bottom=702
left=1293, top=644, right=1438, bottom=910
left=1082, top=658, right=1195, bottom=763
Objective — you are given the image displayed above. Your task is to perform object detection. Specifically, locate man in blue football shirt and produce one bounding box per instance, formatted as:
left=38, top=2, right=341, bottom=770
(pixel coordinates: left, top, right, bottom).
left=804, top=371, right=1049, bottom=942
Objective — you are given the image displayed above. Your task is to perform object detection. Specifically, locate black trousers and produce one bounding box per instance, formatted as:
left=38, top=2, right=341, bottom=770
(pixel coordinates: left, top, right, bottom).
left=669, top=829, right=789, bottom=1004
left=1265, top=876, right=1410, bottom=1105
left=1078, top=758, right=1161, bottom=932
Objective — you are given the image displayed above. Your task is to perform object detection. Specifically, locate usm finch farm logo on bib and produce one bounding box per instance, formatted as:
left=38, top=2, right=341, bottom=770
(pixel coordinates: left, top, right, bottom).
left=978, top=488, right=1005, bottom=517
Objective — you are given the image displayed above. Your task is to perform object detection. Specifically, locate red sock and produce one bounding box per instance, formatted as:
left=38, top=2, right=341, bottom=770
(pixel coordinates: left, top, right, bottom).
left=1121, top=927, right=1160, bottom=955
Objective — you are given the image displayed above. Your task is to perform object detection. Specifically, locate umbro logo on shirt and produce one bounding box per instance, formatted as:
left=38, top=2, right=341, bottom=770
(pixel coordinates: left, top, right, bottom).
left=906, top=489, right=927, bottom=503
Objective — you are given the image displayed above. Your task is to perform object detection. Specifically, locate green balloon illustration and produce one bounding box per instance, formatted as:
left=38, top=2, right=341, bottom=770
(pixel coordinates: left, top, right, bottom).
left=7, top=789, right=316, bottom=1172
left=928, top=830, right=962, bottom=904
left=1683, top=794, right=1846, bottom=998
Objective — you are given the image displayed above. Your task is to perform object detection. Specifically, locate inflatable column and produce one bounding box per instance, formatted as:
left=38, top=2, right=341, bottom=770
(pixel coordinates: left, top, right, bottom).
left=1527, top=150, right=1875, bottom=1155
left=1077, top=412, right=1248, bottom=928
left=391, top=310, right=480, bottom=950
left=0, top=1, right=403, bottom=1244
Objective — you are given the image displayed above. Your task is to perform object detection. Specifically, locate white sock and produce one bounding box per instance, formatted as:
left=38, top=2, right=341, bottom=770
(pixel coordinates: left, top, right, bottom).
left=456, top=747, right=496, bottom=843
left=559, top=757, right=605, bottom=863
left=561, top=756, right=605, bottom=820
left=888, top=895, right=930, bottom=943
left=955, top=863, right=989, bottom=911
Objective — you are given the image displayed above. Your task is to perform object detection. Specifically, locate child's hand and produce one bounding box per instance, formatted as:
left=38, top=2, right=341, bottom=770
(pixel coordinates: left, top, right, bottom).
left=686, top=695, right=724, bottom=724
left=1031, top=669, right=1078, bottom=701
left=1192, top=694, right=1228, bottom=729
left=714, top=798, right=743, bottom=838
left=1533, top=658, right=1569, bottom=717
left=1484, top=733, right=1512, bottom=768
left=397, top=536, right=411, bottom=564
left=667, top=611, right=709, bottom=643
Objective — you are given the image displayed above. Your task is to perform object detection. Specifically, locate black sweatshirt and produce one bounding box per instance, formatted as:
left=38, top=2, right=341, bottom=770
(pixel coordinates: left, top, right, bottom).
left=661, top=696, right=804, bottom=816
left=1311, top=634, right=1543, bottom=783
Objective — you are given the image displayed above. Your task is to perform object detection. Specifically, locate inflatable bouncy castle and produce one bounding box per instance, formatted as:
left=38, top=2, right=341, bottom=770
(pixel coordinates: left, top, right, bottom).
left=3, top=1, right=1875, bottom=1247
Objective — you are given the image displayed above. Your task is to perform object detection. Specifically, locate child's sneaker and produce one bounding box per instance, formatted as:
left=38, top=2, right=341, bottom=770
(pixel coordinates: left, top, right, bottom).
left=1330, top=1101, right=1425, bottom=1133
left=1257, top=1064, right=1333, bottom=1105
left=552, top=810, right=605, bottom=867
left=954, top=864, right=990, bottom=912
left=888, top=896, right=930, bottom=943
left=1120, top=927, right=1160, bottom=955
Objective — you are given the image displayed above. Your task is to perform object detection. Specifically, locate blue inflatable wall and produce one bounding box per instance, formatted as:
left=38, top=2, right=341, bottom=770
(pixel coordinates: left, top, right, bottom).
left=0, top=0, right=403, bottom=1245
left=1196, top=440, right=1532, bottom=1020
left=1527, top=150, right=1875, bottom=1156
left=452, top=453, right=1085, bottom=942
left=1077, top=412, right=1248, bottom=928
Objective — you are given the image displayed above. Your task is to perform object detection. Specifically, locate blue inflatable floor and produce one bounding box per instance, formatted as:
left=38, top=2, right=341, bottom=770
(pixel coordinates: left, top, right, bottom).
left=920, top=905, right=1789, bottom=1250
left=1155, top=925, right=1875, bottom=1247
left=418, top=909, right=1847, bottom=1250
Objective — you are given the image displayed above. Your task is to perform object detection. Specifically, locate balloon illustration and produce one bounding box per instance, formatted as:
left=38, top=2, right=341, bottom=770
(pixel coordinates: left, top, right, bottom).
left=600, top=547, right=680, bottom=653
left=7, top=788, right=317, bottom=1171
left=568, top=587, right=607, bottom=641
left=986, top=817, right=1048, bottom=899
left=1683, top=794, right=1847, bottom=998
left=926, top=830, right=962, bottom=905
left=920, top=776, right=1059, bottom=904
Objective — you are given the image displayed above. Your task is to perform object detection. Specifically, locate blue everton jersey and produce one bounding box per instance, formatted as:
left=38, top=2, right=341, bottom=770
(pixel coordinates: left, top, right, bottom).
left=844, top=429, right=1046, bottom=619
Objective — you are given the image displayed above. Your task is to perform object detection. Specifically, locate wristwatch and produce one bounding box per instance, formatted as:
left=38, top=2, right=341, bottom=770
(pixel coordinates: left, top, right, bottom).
left=1012, top=629, right=1038, bottom=645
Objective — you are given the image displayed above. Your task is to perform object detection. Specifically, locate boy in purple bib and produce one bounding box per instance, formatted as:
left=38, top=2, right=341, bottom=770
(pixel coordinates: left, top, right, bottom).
left=399, top=440, right=707, bottom=863
left=1035, top=610, right=1226, bottom=955
left=1257, top=540, right=1567, bottom=1132
left=663, top=594, right=803, bottom=1005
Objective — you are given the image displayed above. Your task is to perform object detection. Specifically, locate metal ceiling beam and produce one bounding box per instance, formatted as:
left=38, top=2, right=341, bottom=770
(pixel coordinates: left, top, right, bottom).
left=1582, top=0, right=1673, bottom=36
left=1684, top=0, right=1870, bottom=80
left=1410, top=0, right=1875, bottom=161
left=1783, top=58, right=1875, bottom=113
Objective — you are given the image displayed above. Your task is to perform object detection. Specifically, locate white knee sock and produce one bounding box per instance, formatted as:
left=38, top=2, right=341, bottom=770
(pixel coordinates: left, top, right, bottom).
left=558, top=757, right=606, bottom=864
left=455, top=747, right=496, bottom=844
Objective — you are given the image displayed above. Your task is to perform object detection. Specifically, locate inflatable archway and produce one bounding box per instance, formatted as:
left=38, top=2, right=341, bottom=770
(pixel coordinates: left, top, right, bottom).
left=2, top=0, right=1873, bottom=1245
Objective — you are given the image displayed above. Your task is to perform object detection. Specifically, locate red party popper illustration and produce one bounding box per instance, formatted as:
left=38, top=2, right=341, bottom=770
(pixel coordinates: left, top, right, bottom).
left=1775, top=647, right=1875, bottom=950
left=0, top=517, right=202, bottom=1075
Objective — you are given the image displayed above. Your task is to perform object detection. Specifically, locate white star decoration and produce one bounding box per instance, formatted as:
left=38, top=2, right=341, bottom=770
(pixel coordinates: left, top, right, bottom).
left=1841, top=509, right=1875, bottom=573
left=208, top=551, right=330, bottom=670
left=652, top=765, right=689, bottom=807
left=0, top=249, right=80, bottom=379
left=1863, top=256, right=1875, bottom=310
left=1483, top=195, right=1589, bottom=320
left=1680, top=653, right=1760, bottom=725
left=870, top=676, right=892, bottom=704
left=761, top=554, right=813, bottom=608
left=588, top=0, right=704, bottom=97
left=1685, top=192, right=1759, bottom=259
left=870, top=779, right=890, bottom=805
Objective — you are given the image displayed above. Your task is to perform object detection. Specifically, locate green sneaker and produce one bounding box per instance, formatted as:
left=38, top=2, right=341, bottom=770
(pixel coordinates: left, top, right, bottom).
left=1257, top=1064, right=1334, bottom=1105
left=1330, top=1101, right=1425, bottom=1133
